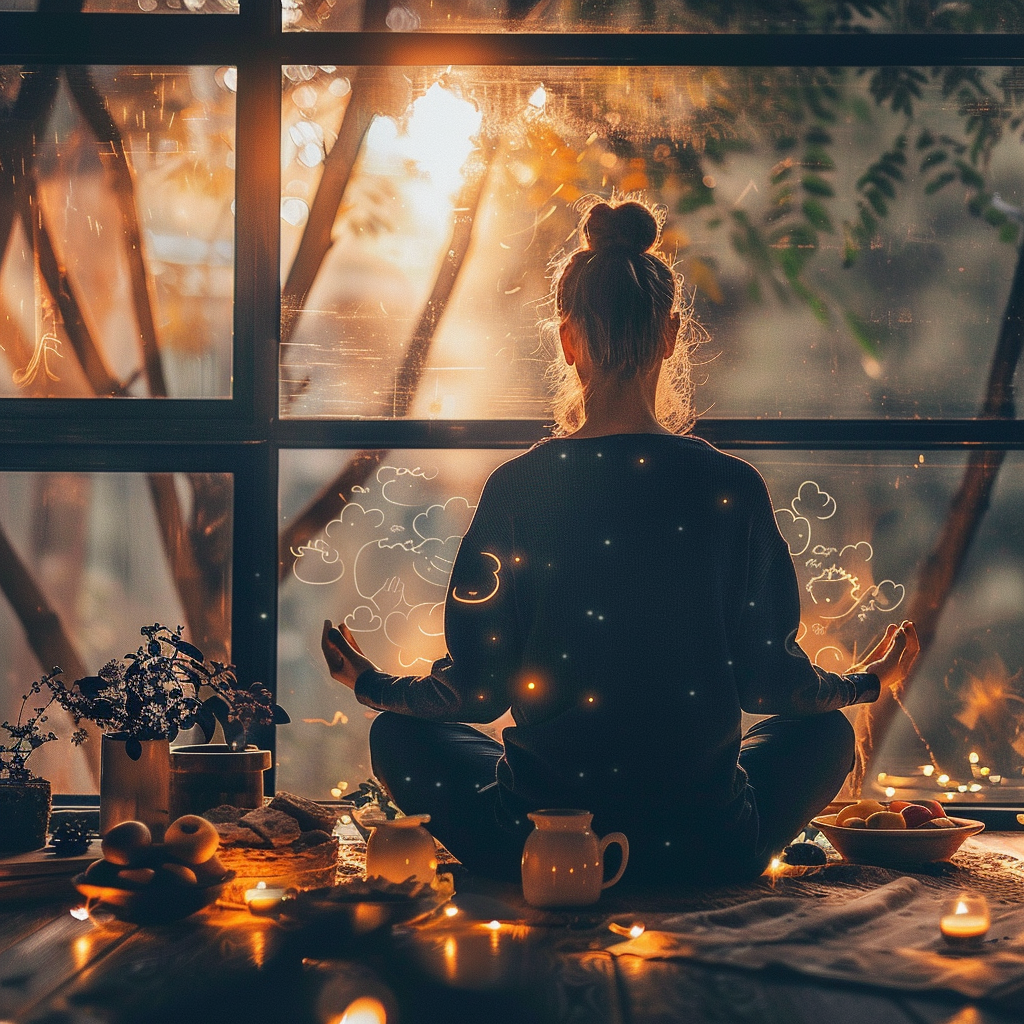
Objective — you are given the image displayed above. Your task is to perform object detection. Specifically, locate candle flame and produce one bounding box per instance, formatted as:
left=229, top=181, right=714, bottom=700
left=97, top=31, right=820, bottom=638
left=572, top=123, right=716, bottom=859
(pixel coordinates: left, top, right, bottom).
left=955, top=901, right=969, bottom=915
left=485, top=919, right=501, bottom=930
left=444, top=905, right=459, bottom=917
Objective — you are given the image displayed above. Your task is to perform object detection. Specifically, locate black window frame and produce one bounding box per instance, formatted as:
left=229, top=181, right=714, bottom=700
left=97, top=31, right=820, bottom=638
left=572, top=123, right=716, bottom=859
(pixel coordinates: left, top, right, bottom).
left=2, top=1, right=1024, bottom=803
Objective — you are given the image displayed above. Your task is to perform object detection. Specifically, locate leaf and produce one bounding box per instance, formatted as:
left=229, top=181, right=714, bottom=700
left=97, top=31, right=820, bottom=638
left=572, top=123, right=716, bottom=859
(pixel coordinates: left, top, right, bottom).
left=802, top=174, right=834, bottom=198
left=919, top=150, right=948, bottom=172
left=924, top=171, right=957, bottom=195
left=272, top=705, right=291, bottom=725
left=843, top=309, right=883, bottom=358
left=76, top=676, right=105, bottom=699
left=195, top=706, right=217, bottom=743
left=126, top=737, right=143, bottom=761
left=802, top=198, right=834, bottom=233
left=955, top=160, right=985, bottom=188
left=999, top=223, right=1021, bottom=244
left=173, top=639, right=205, bottom=662
left=866, top=189, right=889, bottom=217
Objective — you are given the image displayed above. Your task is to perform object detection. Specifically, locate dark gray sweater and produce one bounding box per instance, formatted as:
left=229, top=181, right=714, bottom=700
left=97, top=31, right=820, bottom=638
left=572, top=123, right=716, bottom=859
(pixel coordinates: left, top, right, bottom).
left=356, top=434, right=877, bottom=830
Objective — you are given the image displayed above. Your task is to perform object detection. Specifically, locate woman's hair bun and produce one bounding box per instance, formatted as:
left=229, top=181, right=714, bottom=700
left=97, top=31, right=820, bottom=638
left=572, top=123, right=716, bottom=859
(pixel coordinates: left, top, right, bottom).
left=583, top=200, right=658, bottom=255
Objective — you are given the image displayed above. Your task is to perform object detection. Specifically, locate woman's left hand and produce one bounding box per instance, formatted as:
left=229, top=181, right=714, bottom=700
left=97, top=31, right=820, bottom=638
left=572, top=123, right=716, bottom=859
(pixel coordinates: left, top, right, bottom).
left=321, top=619, right=376, bottom=690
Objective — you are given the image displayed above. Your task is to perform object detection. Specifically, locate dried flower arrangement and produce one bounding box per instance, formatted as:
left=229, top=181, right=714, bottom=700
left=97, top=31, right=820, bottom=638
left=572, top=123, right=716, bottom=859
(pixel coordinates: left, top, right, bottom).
left=50, top=624, right=289, bottom=760
left=0, top=668, right=62, bottom=782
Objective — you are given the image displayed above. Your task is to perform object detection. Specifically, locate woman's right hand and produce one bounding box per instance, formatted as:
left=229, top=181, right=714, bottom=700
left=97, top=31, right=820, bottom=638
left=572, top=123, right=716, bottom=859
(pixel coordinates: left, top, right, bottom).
left=853, top=620, right=921, bottom=700
left=321, top=619, right=376, bottom=691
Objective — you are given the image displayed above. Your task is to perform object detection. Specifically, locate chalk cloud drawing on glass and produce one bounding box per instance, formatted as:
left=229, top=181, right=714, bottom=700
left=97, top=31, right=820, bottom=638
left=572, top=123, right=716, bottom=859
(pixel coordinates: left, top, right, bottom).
left=291, top=464, right=477, bottom=670
left=775, top=480, right=905, bottom=674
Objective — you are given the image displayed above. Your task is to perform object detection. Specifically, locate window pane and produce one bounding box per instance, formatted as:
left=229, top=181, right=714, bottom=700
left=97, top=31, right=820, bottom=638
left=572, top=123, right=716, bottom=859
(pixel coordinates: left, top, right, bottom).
left=3, top=1, right=236, bottom=10
left=282, top=0, right=1024, bottom=33
left=0, top=66, right=235, bottom=399
left=279, top=65, right=1023, bottom=420
left=0, top=471, right=232, bottom=794
left=277, top=447, right=1024, bottom=808
left=277, top=448, right=512, bottom=797
left=745, top=450, right=1024, bottom=808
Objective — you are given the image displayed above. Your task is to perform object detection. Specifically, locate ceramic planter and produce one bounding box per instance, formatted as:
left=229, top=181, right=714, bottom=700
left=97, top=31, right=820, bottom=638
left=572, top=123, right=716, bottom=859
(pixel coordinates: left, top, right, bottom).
left=99, top=735, right=170, bottom=840
left=169, top=744, right=271, bottom=819
left=0, top=778, right=51, bottom=853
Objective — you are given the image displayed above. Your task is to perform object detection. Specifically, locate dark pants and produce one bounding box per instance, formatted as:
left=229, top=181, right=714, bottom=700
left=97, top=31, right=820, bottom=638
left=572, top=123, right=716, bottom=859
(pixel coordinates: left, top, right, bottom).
left=369, top=709, right=855, bottom=885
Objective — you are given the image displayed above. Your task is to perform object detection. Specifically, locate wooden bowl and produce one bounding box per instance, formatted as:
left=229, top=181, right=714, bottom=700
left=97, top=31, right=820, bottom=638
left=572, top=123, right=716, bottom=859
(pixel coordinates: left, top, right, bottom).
left=812, top=814, right=984, bottom=868
left=74, top=871, right=234, bottom=924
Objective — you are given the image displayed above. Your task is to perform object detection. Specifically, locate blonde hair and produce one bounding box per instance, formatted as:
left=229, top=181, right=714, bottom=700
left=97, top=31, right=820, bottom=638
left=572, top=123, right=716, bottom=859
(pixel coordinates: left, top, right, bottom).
left=544, top=195, right=700, bottom=435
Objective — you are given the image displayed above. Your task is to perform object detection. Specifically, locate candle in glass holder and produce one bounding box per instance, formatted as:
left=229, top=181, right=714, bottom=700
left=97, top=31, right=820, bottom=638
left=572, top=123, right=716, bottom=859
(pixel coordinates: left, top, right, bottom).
left=245, top=881, right=287, bottom=914
left=940, top=895, right=989, bottom=948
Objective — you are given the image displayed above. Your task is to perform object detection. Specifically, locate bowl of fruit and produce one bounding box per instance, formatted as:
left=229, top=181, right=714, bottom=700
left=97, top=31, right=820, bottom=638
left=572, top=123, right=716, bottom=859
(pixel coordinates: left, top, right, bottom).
left=74, top=815, right=234, bottom=924
left=812, top=800, right=984, bottom=868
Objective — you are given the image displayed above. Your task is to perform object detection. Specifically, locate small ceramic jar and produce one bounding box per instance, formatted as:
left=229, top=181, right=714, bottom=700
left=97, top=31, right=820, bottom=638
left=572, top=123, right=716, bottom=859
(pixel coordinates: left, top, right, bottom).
left=365, top=814, right=438, bottom=884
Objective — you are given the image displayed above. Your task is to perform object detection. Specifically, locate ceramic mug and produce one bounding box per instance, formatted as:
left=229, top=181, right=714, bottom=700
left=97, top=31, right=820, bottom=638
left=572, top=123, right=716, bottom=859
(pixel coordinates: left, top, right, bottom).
left=521, top=809, right=628, bottom=907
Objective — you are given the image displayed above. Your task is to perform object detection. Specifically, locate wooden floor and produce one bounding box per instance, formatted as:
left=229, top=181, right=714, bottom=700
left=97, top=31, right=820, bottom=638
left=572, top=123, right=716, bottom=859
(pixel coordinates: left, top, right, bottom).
left=2, top=834, right=1023, bottom=1024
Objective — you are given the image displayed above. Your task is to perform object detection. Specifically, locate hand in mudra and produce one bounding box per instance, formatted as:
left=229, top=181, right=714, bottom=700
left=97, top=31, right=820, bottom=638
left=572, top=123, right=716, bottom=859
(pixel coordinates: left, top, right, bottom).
left=850, top=620, right=921, bottom=700
left=321, top=619, right=376, bottom=690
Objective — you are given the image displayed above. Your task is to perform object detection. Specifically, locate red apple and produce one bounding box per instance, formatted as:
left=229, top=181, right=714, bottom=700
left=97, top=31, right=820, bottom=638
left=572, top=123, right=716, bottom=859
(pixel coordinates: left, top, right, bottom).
left=900, top=804, right=935, bottom=828
left=916, top=799, right=947, bottom=819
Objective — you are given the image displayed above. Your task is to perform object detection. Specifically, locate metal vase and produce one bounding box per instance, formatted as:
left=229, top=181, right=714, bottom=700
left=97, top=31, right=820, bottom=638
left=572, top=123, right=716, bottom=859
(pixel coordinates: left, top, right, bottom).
left=99, top=735, right=170, bottom=840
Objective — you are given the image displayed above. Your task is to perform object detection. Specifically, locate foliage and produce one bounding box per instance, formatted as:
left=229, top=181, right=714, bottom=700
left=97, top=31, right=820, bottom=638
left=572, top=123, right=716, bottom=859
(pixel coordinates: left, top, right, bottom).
left=350, top=778, right=403, bottom=820
left=0, top=669, right=61, bottom=782
left=49, top=624, right=288, bottom=760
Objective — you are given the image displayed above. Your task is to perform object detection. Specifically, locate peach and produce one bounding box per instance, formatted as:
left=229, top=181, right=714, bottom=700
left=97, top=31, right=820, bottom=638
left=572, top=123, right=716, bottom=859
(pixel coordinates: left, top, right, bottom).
left=192, top=854, right=228, bottom=884
left=866, top=811, right=907, bottom=830
left=117, top=867, right=156, bottom=885
left=836, top=800, right=886, bottom=826
left=159, top=863, right=198, bottom=885
left=842, top=817, right=868, bottom=829
left=887, top=800, right=913, bottom=813
left=164, top=815, right=220, bottom=865
left=101, top=821, right=152, bottom=866
left=900, top=804, right=936, bottom=829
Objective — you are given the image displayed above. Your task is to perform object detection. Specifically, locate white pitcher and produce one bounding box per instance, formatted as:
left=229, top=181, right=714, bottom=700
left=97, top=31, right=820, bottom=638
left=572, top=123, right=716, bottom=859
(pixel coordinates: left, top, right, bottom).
left=521, top=809, right=628, bottom=908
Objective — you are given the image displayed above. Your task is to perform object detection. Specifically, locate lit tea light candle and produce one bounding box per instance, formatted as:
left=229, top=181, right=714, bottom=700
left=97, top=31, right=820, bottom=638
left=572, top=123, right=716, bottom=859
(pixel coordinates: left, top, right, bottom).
left=608, top=921, right=645, bottom=939
left=940, top=895, right=990, bottom=949
left=245, top=881, right=288, bottom=914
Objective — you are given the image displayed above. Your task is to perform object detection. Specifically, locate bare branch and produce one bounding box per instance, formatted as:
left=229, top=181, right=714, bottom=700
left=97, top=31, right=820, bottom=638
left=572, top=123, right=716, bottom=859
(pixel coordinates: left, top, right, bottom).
left=279, top=141, right=498, bottom=580
left=854, top=238, right=1024, bottom=785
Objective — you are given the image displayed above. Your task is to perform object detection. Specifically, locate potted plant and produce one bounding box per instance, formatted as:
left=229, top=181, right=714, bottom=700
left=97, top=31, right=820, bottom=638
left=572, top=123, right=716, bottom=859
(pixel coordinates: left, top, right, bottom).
left=0, top=669, right=61, bottom=853
left=169, top=656, right=289, bottom=819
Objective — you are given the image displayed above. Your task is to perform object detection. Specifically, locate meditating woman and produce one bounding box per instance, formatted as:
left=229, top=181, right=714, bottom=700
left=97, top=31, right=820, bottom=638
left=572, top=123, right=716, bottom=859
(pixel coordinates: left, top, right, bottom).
left=322, top=198, right=920, bottom=884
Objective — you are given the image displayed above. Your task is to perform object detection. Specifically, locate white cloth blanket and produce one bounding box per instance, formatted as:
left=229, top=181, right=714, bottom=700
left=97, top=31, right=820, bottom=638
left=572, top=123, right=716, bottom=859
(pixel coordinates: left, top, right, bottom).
left=606, top=869, right=1024, bottom=1008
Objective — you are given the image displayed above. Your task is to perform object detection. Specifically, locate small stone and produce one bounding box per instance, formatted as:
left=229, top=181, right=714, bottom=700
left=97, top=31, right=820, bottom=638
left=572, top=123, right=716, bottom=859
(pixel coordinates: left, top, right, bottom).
left=292, top=829, right=335, bottom=851
left=201, top=805, right=246, bottom=824
left=240, top=807, right=302, bottom=847
left=782, top=842, right=827, bottom=866
left=212, top=822, right=268, bottom=848
left=269, top=791, right=339, bottom=833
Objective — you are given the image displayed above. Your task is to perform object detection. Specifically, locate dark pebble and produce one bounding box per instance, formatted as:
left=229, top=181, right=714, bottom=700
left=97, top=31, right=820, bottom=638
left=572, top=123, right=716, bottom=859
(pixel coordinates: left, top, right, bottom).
left=782, top=842, right=827, bottom=866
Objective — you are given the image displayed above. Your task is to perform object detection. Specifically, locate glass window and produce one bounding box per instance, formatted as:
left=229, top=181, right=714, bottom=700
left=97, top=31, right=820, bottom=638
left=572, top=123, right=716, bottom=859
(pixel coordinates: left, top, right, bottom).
left=0, top=66, right=235, bottom=399
left=277, top=448, right=1024, bottom=804
left=282, top=0, right=1024, bottom=33
left=280, top=64, right=1023, bottom=420
left=0, top=471, right=233, bottom=794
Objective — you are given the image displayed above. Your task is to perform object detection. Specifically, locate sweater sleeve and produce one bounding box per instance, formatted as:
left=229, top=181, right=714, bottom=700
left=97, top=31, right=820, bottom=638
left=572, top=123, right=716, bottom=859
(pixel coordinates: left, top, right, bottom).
left=732, top=470, right=880, bottom=716
left=354, top=472, right=518, bottom=723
